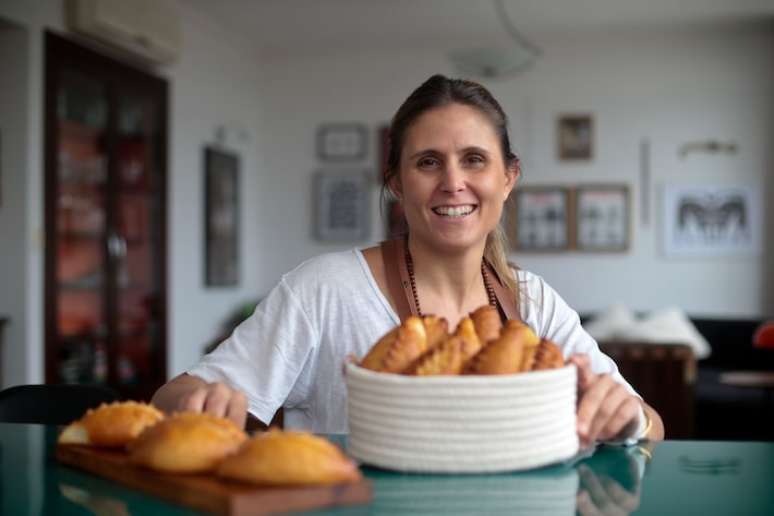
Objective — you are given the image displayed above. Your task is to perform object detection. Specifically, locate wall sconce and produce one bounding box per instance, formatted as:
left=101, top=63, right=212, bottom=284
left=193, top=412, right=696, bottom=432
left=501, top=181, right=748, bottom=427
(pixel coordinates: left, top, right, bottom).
left=678, top=140, right=738, bottom=158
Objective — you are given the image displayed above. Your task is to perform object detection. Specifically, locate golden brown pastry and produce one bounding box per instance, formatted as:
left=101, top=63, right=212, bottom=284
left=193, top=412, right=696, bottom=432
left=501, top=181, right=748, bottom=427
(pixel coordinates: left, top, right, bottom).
left=217, top=430, right=361, bottom=486
left=128, top=412, right=247, bottom=474
left=58, top=401, right=164, bottom=448
left=453, top=317, right=483, bottom=360
left=501, top=320, right=541, bottom=372
left=422, top=315, right=449, bottom=350
left=470, top=305, right=502, bottom=344
left=360, top=316, right=427, bottom=373
left=532, top=339, right=565, bottom=371
left=464, top=329, right=524, bottom=375
left=409, top=337, right=466, bottom=376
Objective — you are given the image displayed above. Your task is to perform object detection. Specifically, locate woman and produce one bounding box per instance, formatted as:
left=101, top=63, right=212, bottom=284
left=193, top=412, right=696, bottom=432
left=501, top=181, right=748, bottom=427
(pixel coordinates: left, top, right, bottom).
left=153, top=75, right=664, bottom=446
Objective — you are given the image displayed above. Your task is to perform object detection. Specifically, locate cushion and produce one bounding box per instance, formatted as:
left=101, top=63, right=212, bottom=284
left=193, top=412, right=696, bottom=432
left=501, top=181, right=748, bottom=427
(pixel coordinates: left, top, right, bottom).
left=582, top=304, right=636, bottom=342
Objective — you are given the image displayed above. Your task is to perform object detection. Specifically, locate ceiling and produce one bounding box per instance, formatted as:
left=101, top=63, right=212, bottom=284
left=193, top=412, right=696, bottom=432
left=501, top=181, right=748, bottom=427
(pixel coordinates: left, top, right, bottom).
left=183, top=0, right=774, bottom=57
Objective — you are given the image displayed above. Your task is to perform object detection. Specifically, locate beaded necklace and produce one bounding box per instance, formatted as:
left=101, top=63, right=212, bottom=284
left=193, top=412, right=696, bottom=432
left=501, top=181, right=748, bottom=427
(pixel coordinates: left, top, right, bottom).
left=404, top=243, right=498, bottom=317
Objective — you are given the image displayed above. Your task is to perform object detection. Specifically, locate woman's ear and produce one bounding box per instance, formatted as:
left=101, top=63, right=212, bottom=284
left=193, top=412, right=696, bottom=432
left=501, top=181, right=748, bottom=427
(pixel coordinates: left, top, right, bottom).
left=504, top=160, right=520, bottom=199
left=387, top=172, right=402, bottom=200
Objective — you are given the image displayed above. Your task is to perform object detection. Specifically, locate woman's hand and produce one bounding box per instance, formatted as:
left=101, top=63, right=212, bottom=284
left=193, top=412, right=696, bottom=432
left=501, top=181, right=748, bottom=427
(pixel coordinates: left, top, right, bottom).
left=177, top=382, right=248, bottom=429
left=568, top=354, right=642, bottom=448
left=151, top=374, right=248, bottom=429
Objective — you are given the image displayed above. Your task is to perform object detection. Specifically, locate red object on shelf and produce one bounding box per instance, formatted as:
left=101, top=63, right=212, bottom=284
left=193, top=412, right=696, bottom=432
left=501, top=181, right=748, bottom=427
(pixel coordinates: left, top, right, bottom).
left=753, top=321, right=774, bottom=349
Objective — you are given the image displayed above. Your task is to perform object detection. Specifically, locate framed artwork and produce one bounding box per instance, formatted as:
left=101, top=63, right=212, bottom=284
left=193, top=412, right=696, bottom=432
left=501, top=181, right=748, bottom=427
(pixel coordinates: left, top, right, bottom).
left=315, top=170, right=370, bottom=242
left=509, top=186, right=571, bottom=252
left=558, top=114, right=593, bottom=160
left=204, top=147, right=239, bottom=286
left=317, top=123, right=368, bottom=161
left=663, top=184, right=761, bottom=257
left=575, top=185, right=630, bottom=252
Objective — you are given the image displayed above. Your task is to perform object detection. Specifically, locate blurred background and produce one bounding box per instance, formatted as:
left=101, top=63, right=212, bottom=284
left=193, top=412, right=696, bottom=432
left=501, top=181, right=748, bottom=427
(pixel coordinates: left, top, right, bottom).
left=0, top=0, right=772, bottom=439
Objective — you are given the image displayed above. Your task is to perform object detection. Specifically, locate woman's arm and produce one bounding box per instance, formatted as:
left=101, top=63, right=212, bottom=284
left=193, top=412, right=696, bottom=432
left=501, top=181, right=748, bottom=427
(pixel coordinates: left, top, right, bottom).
left=151, top=373, right=248, bottom=429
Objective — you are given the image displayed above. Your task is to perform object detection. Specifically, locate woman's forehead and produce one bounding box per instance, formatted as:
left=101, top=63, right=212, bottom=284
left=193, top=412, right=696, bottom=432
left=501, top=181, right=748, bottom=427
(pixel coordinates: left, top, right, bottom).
left=402, top=103, right=500, bottom=154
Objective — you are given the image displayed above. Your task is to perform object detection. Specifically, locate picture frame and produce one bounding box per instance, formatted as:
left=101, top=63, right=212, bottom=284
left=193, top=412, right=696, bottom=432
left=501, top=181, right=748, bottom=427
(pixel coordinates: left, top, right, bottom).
left=316, top=123, right=368, bottom=161
left=315, top=170, right=370, bottom=242
left=558, top=114, right=593, bottom=160
left=204, top=147, right=240, bottom=287
left=575, top=184, right=630, bottom=252
left=508, top=186, right=572, bottom=252
left=662, top=184, right=761, bottom=257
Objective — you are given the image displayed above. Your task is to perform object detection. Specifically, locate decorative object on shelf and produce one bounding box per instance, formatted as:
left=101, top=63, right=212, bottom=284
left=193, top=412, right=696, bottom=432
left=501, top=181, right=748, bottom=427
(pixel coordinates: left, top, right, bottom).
left=575, top=184, right=630, bottom=252
left=317, top=123, right=368, bottom=161
left=314, top=170, right=370, bottom=242
left=508, top=186, right=571, bottom=252
left=204, top=147, right=240, bottom=286
left=558, top=114, right=593, bottom=161
left=678, top=140, right=738, bottom=159
left=662, top=184, right=761, bottom=258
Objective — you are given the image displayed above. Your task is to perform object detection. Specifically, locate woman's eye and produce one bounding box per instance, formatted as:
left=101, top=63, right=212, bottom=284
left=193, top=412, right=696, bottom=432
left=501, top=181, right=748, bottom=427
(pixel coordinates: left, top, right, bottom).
left=466, top=154, right=486, bottom=166
left=417, top=157, right=440, bottom=168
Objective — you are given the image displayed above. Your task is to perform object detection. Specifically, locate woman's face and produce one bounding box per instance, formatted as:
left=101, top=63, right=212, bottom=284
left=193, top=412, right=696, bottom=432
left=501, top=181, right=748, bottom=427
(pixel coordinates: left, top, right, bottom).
left=392, top=103, right=518, bottom=253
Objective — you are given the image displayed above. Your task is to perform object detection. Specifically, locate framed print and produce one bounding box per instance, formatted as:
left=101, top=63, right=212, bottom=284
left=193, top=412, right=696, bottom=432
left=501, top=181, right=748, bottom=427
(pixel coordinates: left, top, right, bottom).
left=558, top=114, right=593, bottom=160
left=509, top=186, right=571, bottom=252
left=204, top=147, right=239, bottom=286
left=315, top=170, right=370, bottom=242
left=663, top=184, right=761, bottom=257
left=317, top=123, right=368, bottom=161
left=575, top=185, right=630, bottom=252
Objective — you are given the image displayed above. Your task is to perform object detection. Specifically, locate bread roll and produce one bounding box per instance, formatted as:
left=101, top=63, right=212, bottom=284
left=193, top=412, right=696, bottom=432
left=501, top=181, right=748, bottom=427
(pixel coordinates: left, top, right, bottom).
left=58, top=401, right=164, bottom=448
left=128, top=412, right=247, bottom=473
left=217, top=430, right=361, bottom=486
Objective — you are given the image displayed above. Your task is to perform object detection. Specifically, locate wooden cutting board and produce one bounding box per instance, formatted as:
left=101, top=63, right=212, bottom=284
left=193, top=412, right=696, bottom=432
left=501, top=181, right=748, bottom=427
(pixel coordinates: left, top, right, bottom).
left=56, top=445, right=372, bottom=515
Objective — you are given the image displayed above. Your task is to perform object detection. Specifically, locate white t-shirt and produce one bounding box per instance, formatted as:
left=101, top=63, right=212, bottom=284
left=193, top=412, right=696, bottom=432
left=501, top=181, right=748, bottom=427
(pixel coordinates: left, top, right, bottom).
left=188, top=249, right=637, bottom=433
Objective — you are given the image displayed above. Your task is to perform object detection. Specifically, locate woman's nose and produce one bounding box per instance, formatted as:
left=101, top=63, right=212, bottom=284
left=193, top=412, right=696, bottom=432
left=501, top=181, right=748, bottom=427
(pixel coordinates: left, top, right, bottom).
left=440, top=164, right=465, bottom=193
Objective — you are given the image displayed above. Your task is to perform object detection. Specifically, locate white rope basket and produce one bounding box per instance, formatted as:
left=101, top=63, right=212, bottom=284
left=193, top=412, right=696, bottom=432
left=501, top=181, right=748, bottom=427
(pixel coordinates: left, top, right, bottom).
left=344, top=362, right=579, bottom=473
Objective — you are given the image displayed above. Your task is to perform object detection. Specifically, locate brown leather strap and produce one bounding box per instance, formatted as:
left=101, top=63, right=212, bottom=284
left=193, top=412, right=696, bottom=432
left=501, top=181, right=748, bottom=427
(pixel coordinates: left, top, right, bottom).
left=484, top=260, right=521, bottom=322
left=380, top=239, right=415, bottom=321
left=380, top=239, right=520, bottom=323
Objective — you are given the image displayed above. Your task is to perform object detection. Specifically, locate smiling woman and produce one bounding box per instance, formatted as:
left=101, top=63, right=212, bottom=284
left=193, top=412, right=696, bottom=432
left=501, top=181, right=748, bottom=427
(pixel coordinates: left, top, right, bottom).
left=152, top=74, right=663, bottom=448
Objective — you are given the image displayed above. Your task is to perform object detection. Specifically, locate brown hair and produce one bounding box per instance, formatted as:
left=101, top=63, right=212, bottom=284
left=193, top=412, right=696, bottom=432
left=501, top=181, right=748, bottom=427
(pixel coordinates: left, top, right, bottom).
left=382, top=74, right=519, bottom=298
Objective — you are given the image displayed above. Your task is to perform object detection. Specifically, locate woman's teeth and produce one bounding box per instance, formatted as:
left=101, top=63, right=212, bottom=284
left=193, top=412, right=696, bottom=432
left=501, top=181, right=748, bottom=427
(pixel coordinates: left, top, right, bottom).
left=433, top=205, right=475, bottom=217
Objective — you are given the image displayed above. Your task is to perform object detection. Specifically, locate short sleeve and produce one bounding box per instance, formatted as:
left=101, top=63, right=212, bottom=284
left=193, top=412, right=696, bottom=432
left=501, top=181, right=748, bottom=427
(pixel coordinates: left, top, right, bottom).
left=519, top=271, right=639, bottom=397
left=187, top=277, right=317, bottom=424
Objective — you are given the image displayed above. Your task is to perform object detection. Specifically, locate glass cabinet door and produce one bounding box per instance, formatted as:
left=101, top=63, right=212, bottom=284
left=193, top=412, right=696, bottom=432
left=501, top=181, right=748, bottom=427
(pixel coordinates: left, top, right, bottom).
left=111, top=92, right=165, bottom=396
left=53, top=70, right=110, bottom=385
left=46, top=32, right=168, bottom=400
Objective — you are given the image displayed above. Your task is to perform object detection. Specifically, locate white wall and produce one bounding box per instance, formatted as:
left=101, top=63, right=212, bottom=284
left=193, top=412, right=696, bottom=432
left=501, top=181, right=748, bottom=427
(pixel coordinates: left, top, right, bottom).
left=0, top=0, right=267, bottom=384
left=258, top=24, right=774, bottom=318
left=0, top=21, right=30, bottom=387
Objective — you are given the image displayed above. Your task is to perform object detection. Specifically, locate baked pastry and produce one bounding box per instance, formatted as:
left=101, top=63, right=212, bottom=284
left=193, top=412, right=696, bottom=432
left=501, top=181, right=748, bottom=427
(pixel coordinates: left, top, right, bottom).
left=410, top=337, right=466, bottom=376
left=502, top=320, right=541, bottom=372
left=453, top=317, right=483, bottom=360
left=58, top=401, right=164, bottom=448
left=532, top=339, right=565, bottom=371
left=464, top=329, right=524, bottom=375
left=128, top=412, right=247, bottom=473
left=360, top=316, right=427, bottom=373
left=470, top=305, right=502, bottom=344
left=422, top=315, right=449, bottom=350
left=217, top=430, right=361, bottom=486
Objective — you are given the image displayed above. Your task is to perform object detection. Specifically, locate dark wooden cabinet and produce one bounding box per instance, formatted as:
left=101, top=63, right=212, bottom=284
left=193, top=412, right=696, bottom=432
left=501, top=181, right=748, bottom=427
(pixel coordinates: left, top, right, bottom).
left=44, top=32, right=167, bottom=400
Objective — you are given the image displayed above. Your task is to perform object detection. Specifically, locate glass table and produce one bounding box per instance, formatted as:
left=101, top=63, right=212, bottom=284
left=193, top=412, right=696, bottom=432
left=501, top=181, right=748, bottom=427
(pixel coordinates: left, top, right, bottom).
left=3, top=423, right=773, bottom=515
